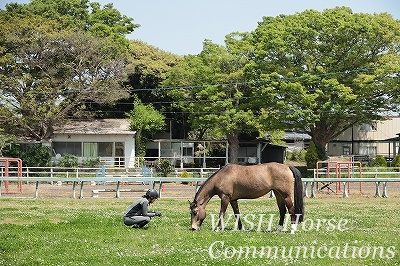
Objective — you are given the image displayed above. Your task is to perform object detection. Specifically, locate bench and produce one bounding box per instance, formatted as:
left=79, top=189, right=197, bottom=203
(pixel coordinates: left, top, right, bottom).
left=92, top=188, right=147, bottom=198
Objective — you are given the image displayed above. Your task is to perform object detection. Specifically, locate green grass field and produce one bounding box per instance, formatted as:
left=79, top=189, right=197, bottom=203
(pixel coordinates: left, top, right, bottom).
left=0, top=196, right=399, bottom=265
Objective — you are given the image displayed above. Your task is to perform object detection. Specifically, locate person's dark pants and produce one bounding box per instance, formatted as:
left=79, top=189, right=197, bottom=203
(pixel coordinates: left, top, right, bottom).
left=123, top=216, right=150, bottom=228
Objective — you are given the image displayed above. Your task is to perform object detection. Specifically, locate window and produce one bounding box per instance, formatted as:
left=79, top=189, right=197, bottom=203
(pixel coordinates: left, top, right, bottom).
left=98, top=142, right=113, bottom=157
left=53, top=142, right=82, bottom=156
left=359, top=122, right=377, bottom=131
left=359, top=146, right=377, bottom=156
left=182, top=147, right=193, bottom=156
left=83, top=142, right=98, bottom=158
left=342, top=146, right=350, bottom=155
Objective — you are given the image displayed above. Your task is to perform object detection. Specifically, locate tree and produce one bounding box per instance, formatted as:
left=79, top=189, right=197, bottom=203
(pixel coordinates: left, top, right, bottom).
left=95, top=40, right=183, bottom=118
left=3, top=0, right=139, bottom=51
left=248, top=7, right=400, bottom=159
left=0, top=14, right=129, bottom=141
left=165, top=39, right=285, bottom=163
left=126, top=96, right=165, bottom=157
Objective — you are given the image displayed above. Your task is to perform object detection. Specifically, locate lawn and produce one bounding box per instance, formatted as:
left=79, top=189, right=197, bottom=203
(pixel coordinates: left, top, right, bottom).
left=0, top=196, right=399, bottom=265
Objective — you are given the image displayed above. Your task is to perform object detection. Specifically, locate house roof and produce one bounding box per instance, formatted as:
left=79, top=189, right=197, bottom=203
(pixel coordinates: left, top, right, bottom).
left=54, top=119, right=135, bottom=135
left=282, top=132, right=311, bottom=140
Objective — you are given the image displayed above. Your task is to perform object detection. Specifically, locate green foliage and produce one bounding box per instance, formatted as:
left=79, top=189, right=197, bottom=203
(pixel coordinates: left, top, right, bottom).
left=154, top=158, right=174, bottom=177
left=248, top=7, right=400, bottom=154
left=59, top=153, right=78, bottom=168
left=22, top=144, right=52, bottom=167
left=164, top=39, right=284, bottom=162
left=391, top=154, right=400, bottom=167
left=3, top=143, right=51, bottom=167
left=4, top=0, right=139, bottom=51
left=315, top=144, right=328, bottom=161
left=287, top=149, right=306, bottom=161
left=0, top=129, right=16, bottom=156
left=126, top=96, right=165, bottom=157
left=180, top=171, right=192, bottom=178
left=305, top=141, right=319, bottom=169
left=0, top=3, right=130, bottom=142
left=81, top=157, right=101, bottom=167
left=372, top=155, right=387, bottom=167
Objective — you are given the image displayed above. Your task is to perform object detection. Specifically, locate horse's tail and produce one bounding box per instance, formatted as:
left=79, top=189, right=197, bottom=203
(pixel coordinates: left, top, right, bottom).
left=289, top=166, right=304, bottom=223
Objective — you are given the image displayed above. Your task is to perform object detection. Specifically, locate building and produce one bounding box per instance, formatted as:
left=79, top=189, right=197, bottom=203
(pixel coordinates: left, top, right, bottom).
left=145, top=138, right=286, bottom=168
left=51, top=119, right=136, bottom=167
left=327, top=116, right=400, bottom=160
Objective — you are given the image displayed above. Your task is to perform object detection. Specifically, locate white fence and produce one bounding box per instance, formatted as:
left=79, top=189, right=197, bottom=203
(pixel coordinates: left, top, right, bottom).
left=1, top=166, right=399, bottom=199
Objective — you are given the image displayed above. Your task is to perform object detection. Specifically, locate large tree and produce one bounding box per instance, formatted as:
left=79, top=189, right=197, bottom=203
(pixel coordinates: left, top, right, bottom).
left=248, top=7, right=400, bottom=158
left=99, top=40, right=183, bottom=117
left=0, top=0, right=140, bottom=141
left=164, top=39, right=285, bottom=163
left=0, top=13, right=129, bottom=141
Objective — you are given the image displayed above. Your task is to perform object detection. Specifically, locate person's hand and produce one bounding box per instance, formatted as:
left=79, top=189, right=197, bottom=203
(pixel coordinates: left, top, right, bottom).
left=155, top=211, right=162, bottom=217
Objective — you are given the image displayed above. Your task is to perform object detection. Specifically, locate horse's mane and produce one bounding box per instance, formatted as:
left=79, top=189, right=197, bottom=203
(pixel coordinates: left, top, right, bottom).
left=193, top=164, right=230, bottom=202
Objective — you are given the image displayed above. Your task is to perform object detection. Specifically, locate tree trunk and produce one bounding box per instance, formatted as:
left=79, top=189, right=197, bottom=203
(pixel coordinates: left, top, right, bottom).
left=310, top=129, right=329, bottom=160
left=227, top=131, right=240, bottom=164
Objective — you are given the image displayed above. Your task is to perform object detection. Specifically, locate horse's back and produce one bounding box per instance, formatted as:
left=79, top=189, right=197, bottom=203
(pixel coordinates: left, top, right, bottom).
left=215, top=162, right=294, bottom=199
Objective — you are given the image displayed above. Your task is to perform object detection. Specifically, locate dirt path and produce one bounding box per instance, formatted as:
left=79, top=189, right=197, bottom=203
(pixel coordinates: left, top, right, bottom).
left=1, top=180, right=399, bottom=199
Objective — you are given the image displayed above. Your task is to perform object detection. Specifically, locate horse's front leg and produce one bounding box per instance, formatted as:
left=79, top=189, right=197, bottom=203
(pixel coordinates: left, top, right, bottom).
left=217, top=195, right=230, bottom=230
left=230, top=200, right=243, bottom=230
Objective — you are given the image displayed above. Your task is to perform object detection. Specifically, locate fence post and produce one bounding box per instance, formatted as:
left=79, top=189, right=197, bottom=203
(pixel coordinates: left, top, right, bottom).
left=35, top=181, right=39, bottom=198
left=303, top=182, right=309, bottom=198
left=382, top=182, right=388, bottom=198
left=342, top=182, right=349, bottom=198
left=79, top=181, right=84, bottom=199
left=116, top=181, right=121, bottom=198
left=374, top=182, right=381, bottom=198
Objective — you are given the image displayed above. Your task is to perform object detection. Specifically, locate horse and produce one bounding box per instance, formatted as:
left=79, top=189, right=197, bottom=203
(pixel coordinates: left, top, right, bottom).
left=189, top=162, right=304, bottom=232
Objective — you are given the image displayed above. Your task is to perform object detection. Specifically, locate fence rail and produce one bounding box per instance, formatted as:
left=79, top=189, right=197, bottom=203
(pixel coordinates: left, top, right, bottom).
left=301, top=177, right=400, bottom=198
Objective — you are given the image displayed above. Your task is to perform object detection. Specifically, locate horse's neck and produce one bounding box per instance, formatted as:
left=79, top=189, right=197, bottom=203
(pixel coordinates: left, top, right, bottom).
left=195, top=183, right=215, bottom=206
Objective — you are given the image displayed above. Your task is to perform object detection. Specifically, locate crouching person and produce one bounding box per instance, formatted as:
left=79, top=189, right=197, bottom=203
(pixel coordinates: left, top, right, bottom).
left=123, top=188, right=162, bottom=228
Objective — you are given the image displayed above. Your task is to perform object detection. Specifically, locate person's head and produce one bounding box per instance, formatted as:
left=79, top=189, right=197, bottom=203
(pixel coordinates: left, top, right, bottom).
left=145, top=188, right=159, bottom=203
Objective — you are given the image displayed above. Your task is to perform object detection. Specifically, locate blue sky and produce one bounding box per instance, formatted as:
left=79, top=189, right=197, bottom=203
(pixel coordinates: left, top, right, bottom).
left=1, top=0, right=399, bottom=55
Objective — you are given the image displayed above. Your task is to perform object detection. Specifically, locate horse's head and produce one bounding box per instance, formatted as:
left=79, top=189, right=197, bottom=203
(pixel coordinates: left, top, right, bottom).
left=189, top=200, right=206, bottom=231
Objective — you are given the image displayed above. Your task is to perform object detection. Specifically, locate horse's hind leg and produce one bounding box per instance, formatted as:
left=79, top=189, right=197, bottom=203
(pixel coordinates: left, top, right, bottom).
left=275, top=192, right=287, bottom=230
left=283, top=196, right=299, bottom=234
left=230, top=200, right=243, bottom=230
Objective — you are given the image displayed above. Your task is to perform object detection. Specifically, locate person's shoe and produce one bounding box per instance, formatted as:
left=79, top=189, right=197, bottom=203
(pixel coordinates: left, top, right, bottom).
left=138, top=221, right=148, bottom=228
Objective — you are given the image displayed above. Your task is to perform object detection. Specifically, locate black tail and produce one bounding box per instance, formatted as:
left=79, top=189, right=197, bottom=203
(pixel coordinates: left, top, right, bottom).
left=289, top=166, right=304, bottom=223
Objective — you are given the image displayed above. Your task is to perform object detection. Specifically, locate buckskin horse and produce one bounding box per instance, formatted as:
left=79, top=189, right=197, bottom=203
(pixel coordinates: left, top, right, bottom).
left=189, top=162, right=304, bottom=232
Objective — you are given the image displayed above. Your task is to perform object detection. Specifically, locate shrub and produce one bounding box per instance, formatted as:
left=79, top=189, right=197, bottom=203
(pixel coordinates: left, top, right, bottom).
left=22, top=144, right=52, bottom=167
left=3, top=143, right=51, bottom=167
left=154, top=159, right=174, bottom=177
left=372, top=155, right=387, bottom=167
left=287, top=149, right=306, bottom=161
left=305, top=141, right=319, bottom=169
left=391, top=154, right=400, bottom=167
left=81, top=157, right=101, bottom=167
left=59, top=154, right=78, bottom=168
left=180, top=171, right=191, bottom=178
